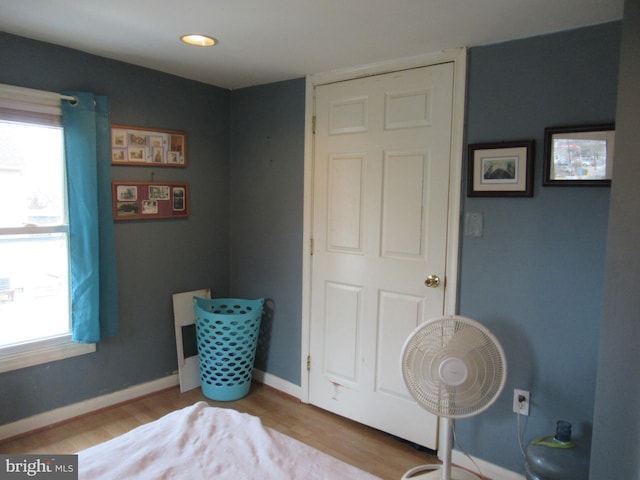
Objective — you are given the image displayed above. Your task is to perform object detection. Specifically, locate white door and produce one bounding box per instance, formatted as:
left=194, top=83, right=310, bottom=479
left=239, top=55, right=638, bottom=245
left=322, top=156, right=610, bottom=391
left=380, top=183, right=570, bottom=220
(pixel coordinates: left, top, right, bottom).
left=309, top=63, right=455, bottom=449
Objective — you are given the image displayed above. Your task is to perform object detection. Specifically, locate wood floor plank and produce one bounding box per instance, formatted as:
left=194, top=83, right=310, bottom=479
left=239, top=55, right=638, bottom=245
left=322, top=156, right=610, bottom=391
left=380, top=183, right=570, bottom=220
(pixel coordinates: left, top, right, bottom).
left=0, top=382, right=440, bottom=479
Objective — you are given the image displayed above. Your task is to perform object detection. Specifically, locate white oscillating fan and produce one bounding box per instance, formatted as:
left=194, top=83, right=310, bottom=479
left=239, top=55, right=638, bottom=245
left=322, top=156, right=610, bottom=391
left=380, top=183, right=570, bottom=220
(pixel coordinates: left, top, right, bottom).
left=400, top=316, right=507, bottom=480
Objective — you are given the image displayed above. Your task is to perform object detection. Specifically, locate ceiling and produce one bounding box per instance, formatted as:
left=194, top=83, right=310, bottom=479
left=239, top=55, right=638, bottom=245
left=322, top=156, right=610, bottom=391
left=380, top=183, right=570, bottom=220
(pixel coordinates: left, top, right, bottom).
left=0, top=0, right=624, bottom=90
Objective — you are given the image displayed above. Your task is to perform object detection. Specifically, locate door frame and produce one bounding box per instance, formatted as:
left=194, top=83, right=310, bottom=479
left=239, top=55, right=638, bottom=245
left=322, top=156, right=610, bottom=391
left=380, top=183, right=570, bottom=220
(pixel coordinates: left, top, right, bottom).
left=300, top=48, right=467, bottom=404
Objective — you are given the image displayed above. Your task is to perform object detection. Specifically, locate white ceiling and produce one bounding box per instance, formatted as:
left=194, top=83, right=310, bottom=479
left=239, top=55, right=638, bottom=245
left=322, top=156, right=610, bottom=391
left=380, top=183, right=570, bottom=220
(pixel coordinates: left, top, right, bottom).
left=0, top=0, right=624, bottom=90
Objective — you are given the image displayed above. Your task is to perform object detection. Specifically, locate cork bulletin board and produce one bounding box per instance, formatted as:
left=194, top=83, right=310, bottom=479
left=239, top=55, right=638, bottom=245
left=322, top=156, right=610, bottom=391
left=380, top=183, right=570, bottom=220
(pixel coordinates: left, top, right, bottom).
left=112, top=182, right=189, bottom=220
left=111, top=125, right=187, bottom=167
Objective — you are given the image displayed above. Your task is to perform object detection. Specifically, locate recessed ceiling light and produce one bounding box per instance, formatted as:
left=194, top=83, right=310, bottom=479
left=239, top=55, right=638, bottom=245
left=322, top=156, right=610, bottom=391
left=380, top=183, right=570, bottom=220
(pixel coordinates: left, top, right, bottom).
left=180, top=34, right=217, bottom=47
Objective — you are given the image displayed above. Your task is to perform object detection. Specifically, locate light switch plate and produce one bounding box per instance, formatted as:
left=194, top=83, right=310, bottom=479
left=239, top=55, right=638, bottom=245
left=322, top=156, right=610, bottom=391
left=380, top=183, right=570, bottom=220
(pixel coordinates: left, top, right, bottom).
left=465, top=212, right=484, bottom=238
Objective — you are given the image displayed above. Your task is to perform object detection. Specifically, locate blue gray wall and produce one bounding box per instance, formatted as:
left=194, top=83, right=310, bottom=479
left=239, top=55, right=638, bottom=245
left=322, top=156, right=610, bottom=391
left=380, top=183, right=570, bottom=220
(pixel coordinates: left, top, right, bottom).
left=457, top=23, right=620, bottom=474
left=0, top=33, right=231, bottom=424
left=229, top=80, right=306, bottom=384
left=591, top=0, right=640, bottom=477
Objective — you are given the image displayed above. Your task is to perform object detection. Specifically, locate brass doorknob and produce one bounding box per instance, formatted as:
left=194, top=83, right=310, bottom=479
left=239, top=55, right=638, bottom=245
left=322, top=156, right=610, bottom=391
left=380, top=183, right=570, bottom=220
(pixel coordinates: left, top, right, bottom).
left=424, top=275, right=441, bottom=288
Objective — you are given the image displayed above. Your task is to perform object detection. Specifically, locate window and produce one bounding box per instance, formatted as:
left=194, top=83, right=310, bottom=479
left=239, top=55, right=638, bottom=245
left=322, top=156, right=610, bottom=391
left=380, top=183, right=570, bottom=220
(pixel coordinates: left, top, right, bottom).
left=0, top=85, right=95, bottom=373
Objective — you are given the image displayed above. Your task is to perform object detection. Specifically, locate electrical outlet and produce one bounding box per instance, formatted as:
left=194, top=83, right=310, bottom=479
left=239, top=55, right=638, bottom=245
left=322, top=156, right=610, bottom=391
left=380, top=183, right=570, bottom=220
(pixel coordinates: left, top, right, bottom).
left=513, top=389, right=530, bottom=416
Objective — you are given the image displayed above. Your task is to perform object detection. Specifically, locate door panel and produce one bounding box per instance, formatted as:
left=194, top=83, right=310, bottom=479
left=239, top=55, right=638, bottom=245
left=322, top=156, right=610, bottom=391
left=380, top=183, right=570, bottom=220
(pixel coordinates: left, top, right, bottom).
left=328, top=154, right=365, bottom=252
left=381, top=150, right=427, bottom=258
left=324, top=281, right=361, bottom=384
left=376, top=290, right=424, bottom=399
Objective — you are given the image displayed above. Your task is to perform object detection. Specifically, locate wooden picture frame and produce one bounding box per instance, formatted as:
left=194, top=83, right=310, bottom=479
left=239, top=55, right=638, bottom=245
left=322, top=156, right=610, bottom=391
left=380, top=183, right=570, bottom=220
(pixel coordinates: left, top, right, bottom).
left=112, top=182, right=189, bottom=220
left=468, top=140, right=535, bottom=197
left=543, top=124, right=614, bottom=186
left=111, top=125, right=187, bottom=167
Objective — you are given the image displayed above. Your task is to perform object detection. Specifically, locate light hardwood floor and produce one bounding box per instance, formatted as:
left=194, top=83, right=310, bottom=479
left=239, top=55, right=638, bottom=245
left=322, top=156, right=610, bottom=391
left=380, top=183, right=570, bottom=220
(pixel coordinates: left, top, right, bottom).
left=0, top=382, right=440, bottom=479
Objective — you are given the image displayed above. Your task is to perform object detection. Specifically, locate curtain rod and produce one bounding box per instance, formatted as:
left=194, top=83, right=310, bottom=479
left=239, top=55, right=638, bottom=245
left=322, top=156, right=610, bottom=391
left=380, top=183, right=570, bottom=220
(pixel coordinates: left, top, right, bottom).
left=1, top=84, right=79, bottom=107
left=60, top=93, right=78, bottom=104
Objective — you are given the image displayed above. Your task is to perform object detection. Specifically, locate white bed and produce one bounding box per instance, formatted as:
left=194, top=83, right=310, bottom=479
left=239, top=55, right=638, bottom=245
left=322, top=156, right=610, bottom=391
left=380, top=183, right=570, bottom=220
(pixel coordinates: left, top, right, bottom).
left=78, top=401, right=380, bottom=479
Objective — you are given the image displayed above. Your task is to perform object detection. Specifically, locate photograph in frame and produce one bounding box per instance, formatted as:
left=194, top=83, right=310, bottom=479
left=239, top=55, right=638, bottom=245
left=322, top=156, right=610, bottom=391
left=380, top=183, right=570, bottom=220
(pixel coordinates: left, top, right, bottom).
left=142, top=200, right=158, bottom=215
left=543, top=124, right=614, bottom=186
left=151, top=146, right=164, bottom=163
left=173, top=187, right=186, bottom=211
left=116, top=185, right=137, bottom=201
left=112, top=129, right=127, bottom=147
left=167, top=151, right=180, bottom=164
left=468, top=140, right=535, bottom=197
left=128, top=146, right=146, bottom=162
left=128, top=132, right=147, bottom=146
left=149, top=135, right=164, bottom=148
left=116, top=202, right=138, bottom=217
left=112, top=149, right=126, bottom=163
left=149, top=185, right=170, bottom=200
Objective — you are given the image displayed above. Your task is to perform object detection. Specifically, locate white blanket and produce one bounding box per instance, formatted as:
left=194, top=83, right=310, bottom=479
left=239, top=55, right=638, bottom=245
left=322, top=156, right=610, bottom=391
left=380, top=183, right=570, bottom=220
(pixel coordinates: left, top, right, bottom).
left=78, top=401, right=380, bottom=479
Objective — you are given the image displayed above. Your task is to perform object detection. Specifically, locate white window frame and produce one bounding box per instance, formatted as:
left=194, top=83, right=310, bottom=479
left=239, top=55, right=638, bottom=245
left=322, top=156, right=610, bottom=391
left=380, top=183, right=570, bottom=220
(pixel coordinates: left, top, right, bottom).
left=0, top=84, right=95, bottom=373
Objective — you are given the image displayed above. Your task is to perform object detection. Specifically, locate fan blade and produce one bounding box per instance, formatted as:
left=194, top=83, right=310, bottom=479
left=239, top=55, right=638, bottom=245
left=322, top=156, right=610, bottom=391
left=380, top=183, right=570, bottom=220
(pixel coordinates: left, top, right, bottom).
left=444, top=325, right=487, bottom=358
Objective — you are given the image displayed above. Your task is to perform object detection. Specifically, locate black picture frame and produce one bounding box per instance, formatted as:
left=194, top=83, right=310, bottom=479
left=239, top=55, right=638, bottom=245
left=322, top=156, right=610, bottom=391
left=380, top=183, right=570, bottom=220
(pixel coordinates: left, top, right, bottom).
left=468, top=140, right=535, bottom=197
left=543, top=124, right=615, bottom=186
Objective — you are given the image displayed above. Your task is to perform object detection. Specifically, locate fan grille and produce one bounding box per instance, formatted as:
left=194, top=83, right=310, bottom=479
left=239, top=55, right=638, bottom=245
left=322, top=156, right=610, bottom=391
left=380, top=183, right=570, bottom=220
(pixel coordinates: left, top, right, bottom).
left=401, top=316, right=506, bottom=418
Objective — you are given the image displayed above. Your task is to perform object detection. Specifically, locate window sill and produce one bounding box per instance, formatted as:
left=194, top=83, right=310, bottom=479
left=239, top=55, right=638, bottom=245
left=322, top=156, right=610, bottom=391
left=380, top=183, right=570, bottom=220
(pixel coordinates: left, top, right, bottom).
left=0, top=335, right=95, bottom=374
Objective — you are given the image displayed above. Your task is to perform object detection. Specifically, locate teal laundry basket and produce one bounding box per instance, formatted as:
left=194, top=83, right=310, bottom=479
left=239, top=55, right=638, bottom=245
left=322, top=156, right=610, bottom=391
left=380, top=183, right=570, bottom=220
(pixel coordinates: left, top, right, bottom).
left=193, top=297, right=264, bottom=401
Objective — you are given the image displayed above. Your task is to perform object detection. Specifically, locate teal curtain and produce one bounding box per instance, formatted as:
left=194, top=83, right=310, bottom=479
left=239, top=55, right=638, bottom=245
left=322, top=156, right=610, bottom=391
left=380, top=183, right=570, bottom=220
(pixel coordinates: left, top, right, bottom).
left=62, top=92, right=118, bottom=342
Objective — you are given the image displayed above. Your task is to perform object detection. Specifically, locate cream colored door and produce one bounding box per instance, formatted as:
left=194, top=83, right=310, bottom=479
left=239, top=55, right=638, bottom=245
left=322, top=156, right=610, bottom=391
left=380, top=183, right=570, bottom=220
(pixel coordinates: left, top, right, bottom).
left=309, top=63, right=454, bottom=449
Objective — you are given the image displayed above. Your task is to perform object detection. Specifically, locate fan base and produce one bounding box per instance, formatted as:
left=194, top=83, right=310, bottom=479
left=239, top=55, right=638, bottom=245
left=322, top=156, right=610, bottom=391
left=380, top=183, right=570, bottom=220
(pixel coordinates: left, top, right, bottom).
left=401, top=464, right=482, bottom=480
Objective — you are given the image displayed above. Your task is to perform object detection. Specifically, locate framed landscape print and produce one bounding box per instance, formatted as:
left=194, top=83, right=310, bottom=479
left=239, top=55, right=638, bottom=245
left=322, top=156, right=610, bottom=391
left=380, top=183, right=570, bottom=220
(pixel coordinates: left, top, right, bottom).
left=468, top=140, right=535, bottom=197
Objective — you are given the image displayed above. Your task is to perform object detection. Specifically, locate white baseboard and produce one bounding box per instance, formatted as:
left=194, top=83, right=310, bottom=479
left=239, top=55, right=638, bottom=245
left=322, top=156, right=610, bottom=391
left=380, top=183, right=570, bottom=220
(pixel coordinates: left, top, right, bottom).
left=451, top=450, right=525, bottom=480
left=252, top=368, right=302, bottom=399
left=0, top=371, right=301, bottom=443
left=0, top=374, right=179, bottom=442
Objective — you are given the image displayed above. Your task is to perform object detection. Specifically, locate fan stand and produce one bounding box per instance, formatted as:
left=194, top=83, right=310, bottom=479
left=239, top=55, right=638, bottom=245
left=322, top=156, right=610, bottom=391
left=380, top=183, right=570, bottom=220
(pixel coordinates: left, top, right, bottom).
left=401, top=418, right=481, bottom=480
